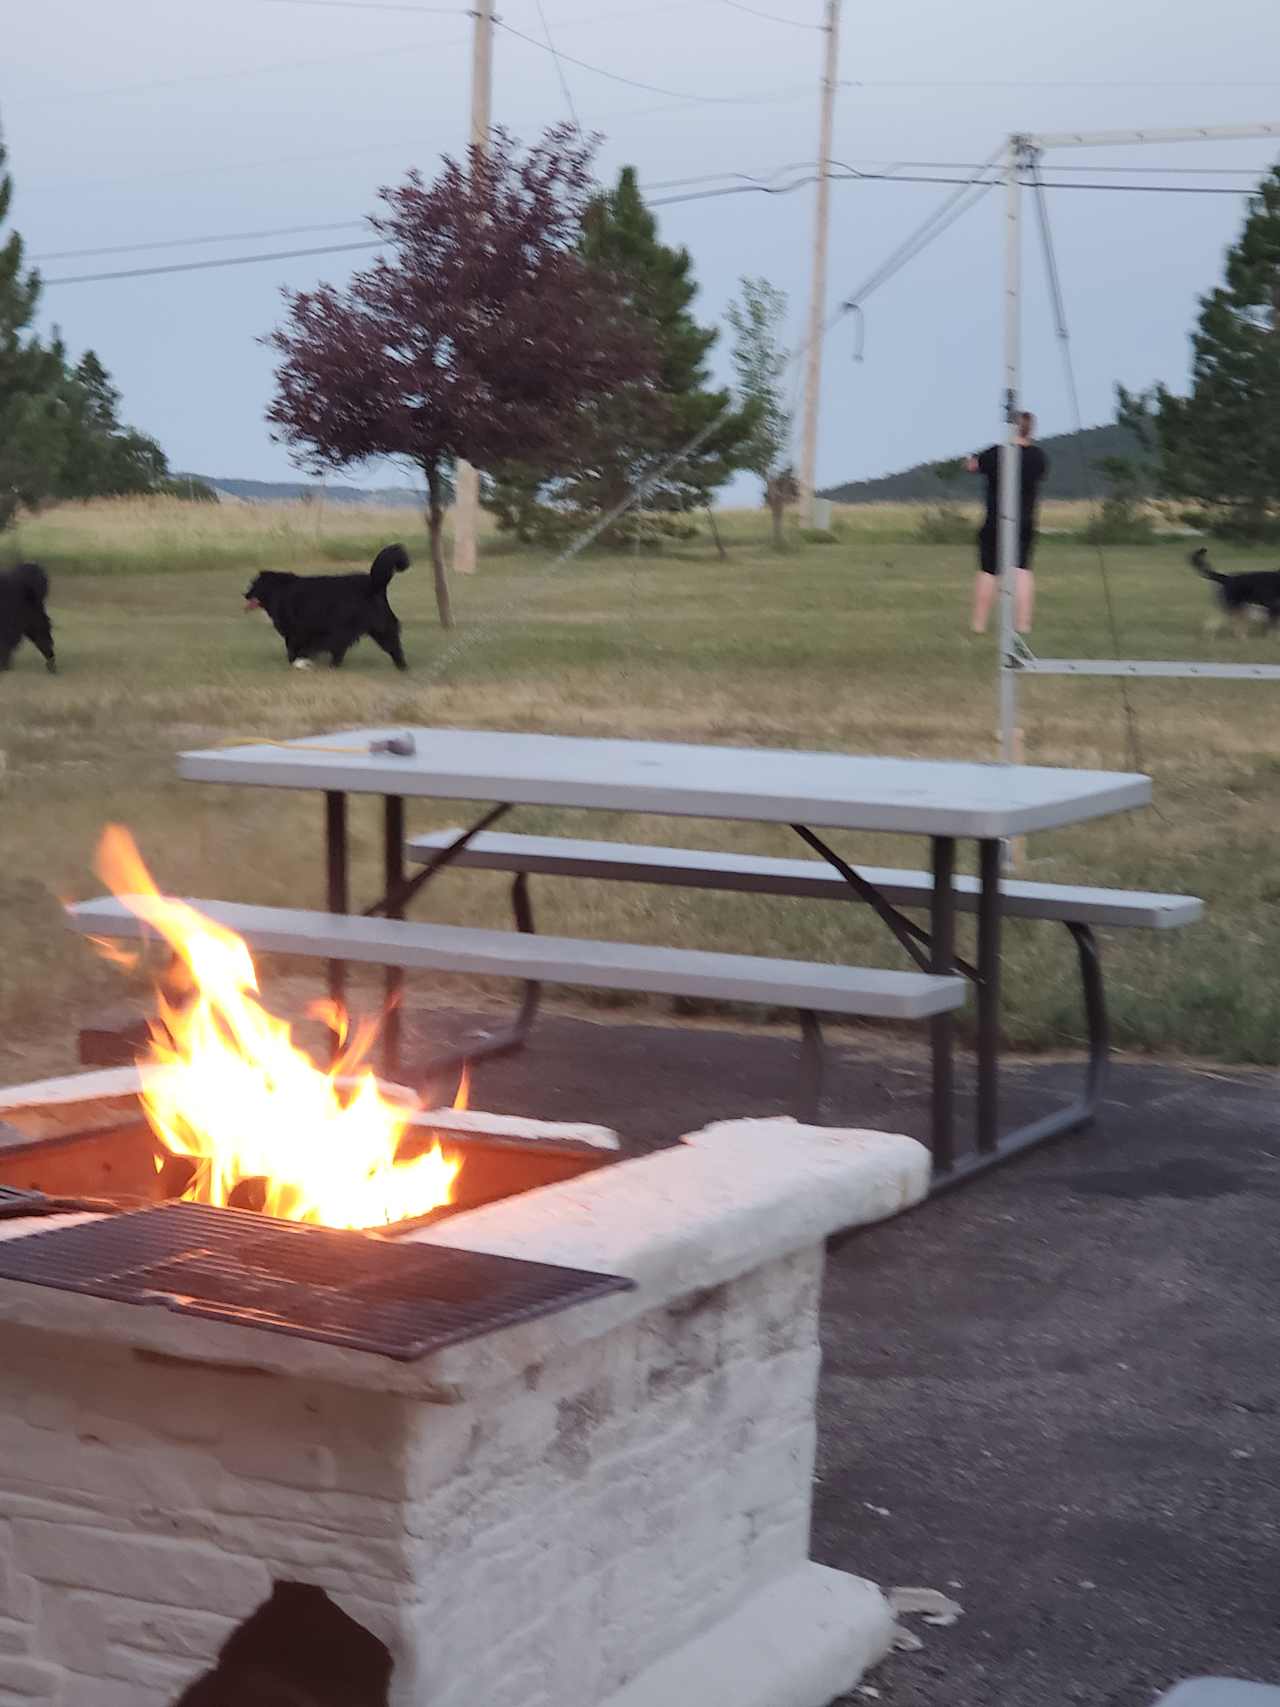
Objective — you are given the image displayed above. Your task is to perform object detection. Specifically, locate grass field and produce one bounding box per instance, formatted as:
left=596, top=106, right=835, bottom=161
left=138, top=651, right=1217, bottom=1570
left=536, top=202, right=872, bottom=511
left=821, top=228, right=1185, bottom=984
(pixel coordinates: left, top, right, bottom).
left=3, top=494, right=1279, bottom=1087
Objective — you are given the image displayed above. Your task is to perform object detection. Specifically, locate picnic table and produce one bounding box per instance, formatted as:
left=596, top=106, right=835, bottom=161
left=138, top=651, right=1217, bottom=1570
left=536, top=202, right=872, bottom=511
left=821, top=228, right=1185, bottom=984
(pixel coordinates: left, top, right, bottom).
left=163, top=727, right=1156, bottom=1176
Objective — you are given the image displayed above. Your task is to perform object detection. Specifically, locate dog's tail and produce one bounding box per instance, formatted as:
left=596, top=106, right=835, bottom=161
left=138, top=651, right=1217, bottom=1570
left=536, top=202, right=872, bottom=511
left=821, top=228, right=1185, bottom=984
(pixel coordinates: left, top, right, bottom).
left=1190, top=546, right=1226, bottom=585
left=15, top=562, right=49, bottom=603
left=370, top=544, right=411, bottom=592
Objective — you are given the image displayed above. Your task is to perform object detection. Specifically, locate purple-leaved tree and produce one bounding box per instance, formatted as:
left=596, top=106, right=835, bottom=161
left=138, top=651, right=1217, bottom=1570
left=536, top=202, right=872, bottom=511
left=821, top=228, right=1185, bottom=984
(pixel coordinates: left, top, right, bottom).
left=266, top=126, right=653, bottom=628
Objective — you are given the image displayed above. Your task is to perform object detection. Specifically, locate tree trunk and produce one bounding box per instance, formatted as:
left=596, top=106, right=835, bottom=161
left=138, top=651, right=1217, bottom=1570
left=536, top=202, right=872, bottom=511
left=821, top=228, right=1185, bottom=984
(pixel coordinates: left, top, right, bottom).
left=425, top=466, right=454, bottom=630
left=704, top=505, right=728, bottom=561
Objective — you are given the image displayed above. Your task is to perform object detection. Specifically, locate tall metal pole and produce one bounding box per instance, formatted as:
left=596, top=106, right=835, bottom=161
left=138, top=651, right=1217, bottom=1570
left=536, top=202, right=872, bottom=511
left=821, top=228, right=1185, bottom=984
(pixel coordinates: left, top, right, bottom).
left=451, top=0, right=495, bottom=577
left=997, top=137, right=1024, bottom=766
left=799, top=0, right=841, bottom=525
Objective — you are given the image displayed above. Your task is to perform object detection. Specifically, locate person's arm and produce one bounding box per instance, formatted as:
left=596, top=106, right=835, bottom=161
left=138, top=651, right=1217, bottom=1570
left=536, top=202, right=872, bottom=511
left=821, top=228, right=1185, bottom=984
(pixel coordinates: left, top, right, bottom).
left=974, top=446, right=999, bottom=479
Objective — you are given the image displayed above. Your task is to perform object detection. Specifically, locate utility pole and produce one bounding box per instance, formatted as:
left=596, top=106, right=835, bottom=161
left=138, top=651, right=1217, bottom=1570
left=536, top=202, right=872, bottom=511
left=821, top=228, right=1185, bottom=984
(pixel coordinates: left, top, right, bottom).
left=997, top=137, right=1026, bottom=769
left=451, top=0, right=495, bottom=576
left=798, top=0, right=841, bottom=526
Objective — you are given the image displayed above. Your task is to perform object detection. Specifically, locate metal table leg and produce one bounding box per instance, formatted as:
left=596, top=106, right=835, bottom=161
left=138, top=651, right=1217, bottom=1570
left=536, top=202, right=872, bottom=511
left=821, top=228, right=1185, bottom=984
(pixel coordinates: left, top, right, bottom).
left=976, top=837, right=1002, bottom=1154
left=417, top=873, right=544, bottom=1088
left=932, top=918, right=1112, bottom=1193
left=383, top=795, right=405, bottom=1080
left=798, top=1011, right=824, bottom=1124
left=324, top=791, right=348, bottom=1065
left=930, top=836, right=957, bottom=1174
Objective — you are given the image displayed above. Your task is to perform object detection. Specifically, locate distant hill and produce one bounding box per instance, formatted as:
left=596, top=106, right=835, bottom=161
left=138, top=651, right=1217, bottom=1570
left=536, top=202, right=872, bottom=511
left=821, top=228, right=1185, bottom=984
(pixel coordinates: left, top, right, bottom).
left=175, top=474, right=424, bottom=507
left=820, top=423, right=1142, bottom=503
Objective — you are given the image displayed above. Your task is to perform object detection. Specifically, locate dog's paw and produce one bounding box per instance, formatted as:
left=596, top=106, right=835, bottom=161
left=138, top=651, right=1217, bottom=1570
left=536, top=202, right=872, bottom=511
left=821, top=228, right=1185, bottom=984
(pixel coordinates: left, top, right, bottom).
left=46, top=660, right=57, bottom=675
left=291, top=658, right=314, bottom=671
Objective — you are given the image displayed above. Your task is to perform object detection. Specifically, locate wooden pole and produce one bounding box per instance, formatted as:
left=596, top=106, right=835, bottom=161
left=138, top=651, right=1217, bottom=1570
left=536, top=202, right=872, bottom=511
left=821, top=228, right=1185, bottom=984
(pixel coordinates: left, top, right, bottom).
left=451, top=0, right=494, bottom=577
left=798, top=0, right=841, bottom=526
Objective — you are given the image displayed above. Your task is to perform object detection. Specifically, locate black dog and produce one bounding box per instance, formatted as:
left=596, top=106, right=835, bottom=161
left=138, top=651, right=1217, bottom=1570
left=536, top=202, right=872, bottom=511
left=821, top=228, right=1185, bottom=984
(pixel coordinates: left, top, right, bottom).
left=245, top=544, right=410, bottom=670
left=1191, top=546, right=1280, bottom=630
left=0, top=562, right=56, bottom=674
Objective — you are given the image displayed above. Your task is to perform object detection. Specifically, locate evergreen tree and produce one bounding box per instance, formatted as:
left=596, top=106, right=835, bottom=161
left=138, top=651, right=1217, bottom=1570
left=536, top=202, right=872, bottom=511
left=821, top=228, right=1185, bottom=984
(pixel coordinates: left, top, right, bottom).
left=58, top=350, right=168, bottom=500
left=0, top=126, right=66, bottom=531
left=1142, top=166, right=1280, bottom=539
left=0, top=122, right=170, bottom=526
left=486, top=167, right=755, bottom=545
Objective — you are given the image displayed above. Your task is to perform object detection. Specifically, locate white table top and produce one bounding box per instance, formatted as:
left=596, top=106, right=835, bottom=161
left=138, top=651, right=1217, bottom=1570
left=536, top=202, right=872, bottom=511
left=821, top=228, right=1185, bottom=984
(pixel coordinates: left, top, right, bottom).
left=179, top=728, right=1151, bottom=839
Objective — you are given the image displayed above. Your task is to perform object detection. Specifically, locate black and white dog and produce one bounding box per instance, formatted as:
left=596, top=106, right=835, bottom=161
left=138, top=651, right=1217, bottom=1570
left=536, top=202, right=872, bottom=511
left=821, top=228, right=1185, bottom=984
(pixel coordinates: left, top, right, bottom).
left=1191, top=546, right=1280, bottom=632
left=245, top=544, right=410, bottom=670
left=0, top=562, right=55, bottom=673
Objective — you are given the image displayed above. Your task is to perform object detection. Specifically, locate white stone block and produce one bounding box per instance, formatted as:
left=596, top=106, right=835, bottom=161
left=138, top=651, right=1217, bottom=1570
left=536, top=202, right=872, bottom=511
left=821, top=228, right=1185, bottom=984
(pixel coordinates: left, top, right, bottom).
left=34, top=1590, right=106, bottom=1676
left=0, top=1656, right=59, bottom=1700
left=60, top=1675, right=173, bottom=1707
left=599, top=1562, right=895, bottom=1707
left=12, top=1525, right=270, bottom=1621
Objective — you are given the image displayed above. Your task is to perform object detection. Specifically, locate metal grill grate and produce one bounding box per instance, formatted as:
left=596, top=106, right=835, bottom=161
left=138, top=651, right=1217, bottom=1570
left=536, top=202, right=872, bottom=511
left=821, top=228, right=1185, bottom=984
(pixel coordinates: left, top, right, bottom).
left=0, top=1202, right=633, bottom=1360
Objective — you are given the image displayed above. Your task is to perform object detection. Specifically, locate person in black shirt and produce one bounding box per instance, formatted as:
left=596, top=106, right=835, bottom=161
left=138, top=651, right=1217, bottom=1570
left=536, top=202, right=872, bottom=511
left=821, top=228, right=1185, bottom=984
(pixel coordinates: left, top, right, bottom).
left=966, top=411, right=1049, bottom=635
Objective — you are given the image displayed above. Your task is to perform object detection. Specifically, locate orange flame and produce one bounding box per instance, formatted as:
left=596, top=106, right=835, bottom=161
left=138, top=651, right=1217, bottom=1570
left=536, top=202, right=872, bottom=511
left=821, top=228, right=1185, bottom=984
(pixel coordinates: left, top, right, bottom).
left=93, top=826, right=461, bottom=1230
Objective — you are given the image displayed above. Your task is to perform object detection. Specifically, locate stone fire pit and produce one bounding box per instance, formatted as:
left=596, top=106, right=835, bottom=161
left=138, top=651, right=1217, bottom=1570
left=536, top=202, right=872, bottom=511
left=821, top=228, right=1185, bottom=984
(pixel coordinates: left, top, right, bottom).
left=0, top=1069, right=929, bottom=1707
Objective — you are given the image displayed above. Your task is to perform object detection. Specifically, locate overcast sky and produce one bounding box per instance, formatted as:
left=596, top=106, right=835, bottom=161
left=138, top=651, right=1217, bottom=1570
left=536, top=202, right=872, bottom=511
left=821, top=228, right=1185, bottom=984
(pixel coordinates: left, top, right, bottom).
left=4, top=0, right=1277, bottom=494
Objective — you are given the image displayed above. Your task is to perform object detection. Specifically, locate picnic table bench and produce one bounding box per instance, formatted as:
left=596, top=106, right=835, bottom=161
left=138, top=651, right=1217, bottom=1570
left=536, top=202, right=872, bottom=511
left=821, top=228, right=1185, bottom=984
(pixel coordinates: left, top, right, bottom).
left=69, top=896, right=965, bottom=1124
left=401, top=829, right=1203, bottom=1178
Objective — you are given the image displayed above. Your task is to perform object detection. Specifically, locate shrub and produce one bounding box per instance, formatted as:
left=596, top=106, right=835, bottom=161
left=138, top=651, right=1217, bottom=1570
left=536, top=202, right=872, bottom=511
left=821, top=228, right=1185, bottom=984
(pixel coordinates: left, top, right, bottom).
left=915, top=504, right=973, bottom=545
left=1081, top=500, right=1156, bottom=545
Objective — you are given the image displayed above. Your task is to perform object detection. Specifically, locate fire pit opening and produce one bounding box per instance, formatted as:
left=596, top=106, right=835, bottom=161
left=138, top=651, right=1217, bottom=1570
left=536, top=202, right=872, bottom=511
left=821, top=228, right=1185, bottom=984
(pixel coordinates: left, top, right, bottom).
left=173, top=1580, right=392, bottom=1707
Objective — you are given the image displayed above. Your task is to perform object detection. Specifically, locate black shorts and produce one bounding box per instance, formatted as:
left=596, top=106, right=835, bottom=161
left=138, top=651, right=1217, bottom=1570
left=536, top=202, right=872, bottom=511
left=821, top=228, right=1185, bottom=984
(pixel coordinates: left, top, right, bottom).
left=977, top=521, right=1036, bottom=575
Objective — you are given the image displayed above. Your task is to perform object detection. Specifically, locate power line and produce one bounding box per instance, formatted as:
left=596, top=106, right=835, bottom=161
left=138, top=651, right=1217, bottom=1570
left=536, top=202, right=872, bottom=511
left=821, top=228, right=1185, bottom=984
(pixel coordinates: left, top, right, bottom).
left=715, top=0, right=820, bottom=27
left=41, top=168, right=823, bottom=264
left=533, top=0, right=582, bottom=131
left=653, top=169, right=1259, bottom=207
left=843, top=77, right=1280, bottom=89
left=41, top=168, right=1262, bottom=286
left=493, top=18, right=808, bottom=105
left=44, top=240, right=383, bottom=287
left=864, top=159, right=1276, bottom=176
left=23, top=38, right=457, bottom=109
left=840, top=144, right=1006, bottom=312
left=36, top=220, right=368, bottom=263
left=262, top=0, right=464, bottom=9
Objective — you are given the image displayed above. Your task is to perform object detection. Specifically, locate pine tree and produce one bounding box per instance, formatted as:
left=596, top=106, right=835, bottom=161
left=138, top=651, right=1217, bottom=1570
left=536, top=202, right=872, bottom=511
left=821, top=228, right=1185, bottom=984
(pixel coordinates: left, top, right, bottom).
left=0, top=125, right=66, bottom=532
left=1145, top=166, right=1280, bottom=539
left=487, top=167, right=755, bottom=545
left=58, top=350, right=169, bottom=500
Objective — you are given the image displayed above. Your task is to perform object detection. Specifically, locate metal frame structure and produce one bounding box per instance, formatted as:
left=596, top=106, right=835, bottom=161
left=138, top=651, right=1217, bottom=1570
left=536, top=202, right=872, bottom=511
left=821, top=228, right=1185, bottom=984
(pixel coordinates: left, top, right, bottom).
left=995, top=121, right=1280, bottom=764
